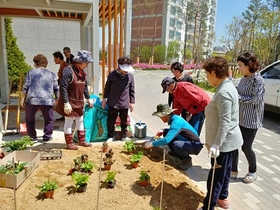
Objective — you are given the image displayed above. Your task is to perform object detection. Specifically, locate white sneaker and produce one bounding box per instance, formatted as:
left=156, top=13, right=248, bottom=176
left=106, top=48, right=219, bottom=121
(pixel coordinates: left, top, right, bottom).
left=122, top=137, right=131, bottom=141
left=106, top=137, right=113, bottom=142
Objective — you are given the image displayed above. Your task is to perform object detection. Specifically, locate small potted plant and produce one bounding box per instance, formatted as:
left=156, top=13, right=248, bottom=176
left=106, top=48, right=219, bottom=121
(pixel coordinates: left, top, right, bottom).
left=104, top=171, right=117, bottom=188
left=103, top=148, right=115, bottom=170
left=123, top=140, right=136, bottom=154
left=36, top=179, right=58, bottom=199
left=139, top=170, right=150, bottom=187
left=69, top=154, right=95, bottom=175
left=71, top=171, right=89, bottom=193
left=81, top=160, right=95, bottom=174
left=102, top=142, right=109, bottom=153
left=130, top=151, right=143, bottom=168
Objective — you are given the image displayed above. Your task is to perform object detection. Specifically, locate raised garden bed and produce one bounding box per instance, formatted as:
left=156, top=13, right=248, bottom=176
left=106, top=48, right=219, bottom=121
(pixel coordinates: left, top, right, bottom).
left=0, top=143, right=205, bottom=210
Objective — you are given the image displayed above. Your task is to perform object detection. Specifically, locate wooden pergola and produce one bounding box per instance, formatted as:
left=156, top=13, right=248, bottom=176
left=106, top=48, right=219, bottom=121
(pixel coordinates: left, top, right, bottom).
left=0, top=0, right=132, bottom=130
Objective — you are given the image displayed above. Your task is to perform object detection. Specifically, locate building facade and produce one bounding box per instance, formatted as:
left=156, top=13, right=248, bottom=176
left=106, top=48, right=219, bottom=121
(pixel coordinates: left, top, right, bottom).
left=131, top=0, right=218, bottom=62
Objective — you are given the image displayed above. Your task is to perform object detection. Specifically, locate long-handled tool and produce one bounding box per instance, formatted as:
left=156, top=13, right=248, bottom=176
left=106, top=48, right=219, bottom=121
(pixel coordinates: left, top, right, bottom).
left=159, top=150, right=166, bottom=210
left=208, top=157, right=219, bottom=210
left=95, top=146, right=104, bottom=210
left=2, top=79, right=15, bottom=136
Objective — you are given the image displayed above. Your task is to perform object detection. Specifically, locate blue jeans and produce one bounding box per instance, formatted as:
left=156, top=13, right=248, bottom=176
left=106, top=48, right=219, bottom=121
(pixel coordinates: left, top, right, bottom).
left=189, top=111, right=205, bottom=136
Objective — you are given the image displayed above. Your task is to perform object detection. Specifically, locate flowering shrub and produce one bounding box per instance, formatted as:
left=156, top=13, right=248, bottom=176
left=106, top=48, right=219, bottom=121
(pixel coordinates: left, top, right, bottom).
left=133, top=63, right=202, bottom=70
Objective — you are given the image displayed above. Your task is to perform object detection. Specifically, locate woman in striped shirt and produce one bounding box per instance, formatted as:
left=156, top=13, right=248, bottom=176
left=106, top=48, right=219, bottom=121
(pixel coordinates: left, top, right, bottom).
left=231, top=52, right=265, bottom=183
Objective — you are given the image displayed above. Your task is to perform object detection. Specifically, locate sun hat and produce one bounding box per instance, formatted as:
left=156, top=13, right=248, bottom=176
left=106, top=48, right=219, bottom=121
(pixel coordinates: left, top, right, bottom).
left=161, top=77, right=175, bottom=93
left=119, top=64, right=135, bottom=73
left=152, top=103, right=176, bottom=117
left=73, top=50, right=94, bottom=63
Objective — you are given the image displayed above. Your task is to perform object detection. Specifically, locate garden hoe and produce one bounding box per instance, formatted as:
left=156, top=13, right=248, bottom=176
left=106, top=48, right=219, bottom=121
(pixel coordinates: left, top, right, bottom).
left=2, top=79, right=15, bottom=136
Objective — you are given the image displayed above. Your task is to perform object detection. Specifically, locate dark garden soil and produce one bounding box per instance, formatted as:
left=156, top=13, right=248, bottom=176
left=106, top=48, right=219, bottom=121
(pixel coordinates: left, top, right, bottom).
left=0, top=142, right=205, bottom=210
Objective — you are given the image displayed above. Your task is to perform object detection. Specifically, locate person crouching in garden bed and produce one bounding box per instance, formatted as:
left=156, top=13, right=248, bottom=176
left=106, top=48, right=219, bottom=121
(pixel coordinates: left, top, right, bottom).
left=144, top=103, right=203, bottom=170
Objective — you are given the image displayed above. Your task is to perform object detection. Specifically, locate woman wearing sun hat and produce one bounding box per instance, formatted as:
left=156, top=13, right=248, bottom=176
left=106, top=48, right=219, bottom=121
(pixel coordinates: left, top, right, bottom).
left=56, top=50, right=95, bottom=150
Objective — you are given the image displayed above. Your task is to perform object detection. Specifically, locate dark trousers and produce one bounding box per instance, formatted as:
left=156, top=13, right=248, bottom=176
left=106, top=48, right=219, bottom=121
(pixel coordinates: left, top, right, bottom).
left=107, top=106, right=128, bottom=138
left=202, top=151, right=234, bottom=210
left=25, top=105, right=53, bottom=140
left=232, top=126, right=258, bottom=173
left=165, top=129, right=203, bottom=158
left=189, top=111, right=205, bottom=136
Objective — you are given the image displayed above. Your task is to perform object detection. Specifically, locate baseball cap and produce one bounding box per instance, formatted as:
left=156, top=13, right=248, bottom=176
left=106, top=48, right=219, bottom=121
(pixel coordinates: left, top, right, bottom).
left=161, top=77, right=174, bottom=93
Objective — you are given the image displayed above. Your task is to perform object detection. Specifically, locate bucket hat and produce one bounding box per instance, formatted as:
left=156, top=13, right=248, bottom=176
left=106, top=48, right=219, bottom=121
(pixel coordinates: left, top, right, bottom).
left=152, top=103, right=176, bottom=117
left=73, top=50, right=94, bottom=63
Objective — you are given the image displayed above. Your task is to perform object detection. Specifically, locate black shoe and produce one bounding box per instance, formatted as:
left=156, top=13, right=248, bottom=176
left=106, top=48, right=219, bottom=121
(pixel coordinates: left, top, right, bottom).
left=177, top=157, right=192, bottom=170
left=43, top=137, right=53, bottom=144
left=167, top=151, right=182, bottom=164
left=56, top=116, right=65, bottom=121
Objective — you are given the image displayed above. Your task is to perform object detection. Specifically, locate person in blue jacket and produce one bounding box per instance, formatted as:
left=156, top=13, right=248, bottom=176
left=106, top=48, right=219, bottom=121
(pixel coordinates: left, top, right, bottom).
left=144, top=103, right=203, bottom=170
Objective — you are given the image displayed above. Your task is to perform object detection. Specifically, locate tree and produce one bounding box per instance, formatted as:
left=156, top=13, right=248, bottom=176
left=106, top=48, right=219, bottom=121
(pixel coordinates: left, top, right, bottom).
left=153, top=45, right=166, bottom=64
left=166, top=41, right=180, bottom=63
left=5, top=18, right=31, bottom=93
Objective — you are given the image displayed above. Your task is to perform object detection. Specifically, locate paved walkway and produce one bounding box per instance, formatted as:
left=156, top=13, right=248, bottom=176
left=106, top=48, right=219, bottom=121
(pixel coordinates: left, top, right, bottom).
left=1, top=70, right=280, bottom=209
left=129, top=70, right=280, bottom=210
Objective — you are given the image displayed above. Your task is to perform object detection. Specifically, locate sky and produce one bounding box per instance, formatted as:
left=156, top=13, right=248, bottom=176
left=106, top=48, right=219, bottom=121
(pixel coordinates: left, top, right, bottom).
left=215, top=0, right=251, bottom=46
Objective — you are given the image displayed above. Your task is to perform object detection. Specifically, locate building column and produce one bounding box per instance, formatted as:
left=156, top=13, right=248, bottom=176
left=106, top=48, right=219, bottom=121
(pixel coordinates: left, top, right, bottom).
left=0, top=17, right=9, bottom=104
left=124, top=0, right=132, bottom=57
left=91, top=0, right=100, bottom=95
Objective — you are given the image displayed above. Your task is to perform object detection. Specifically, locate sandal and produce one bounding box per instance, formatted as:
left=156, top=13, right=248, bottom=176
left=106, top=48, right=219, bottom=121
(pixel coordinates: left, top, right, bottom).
left=217, top=198, right=229, bottom=209
left=243, top=172, right=257, bottom=183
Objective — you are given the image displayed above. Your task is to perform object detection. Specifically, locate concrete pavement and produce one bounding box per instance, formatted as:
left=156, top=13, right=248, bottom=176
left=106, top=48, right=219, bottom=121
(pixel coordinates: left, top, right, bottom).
left=130, top=70, right=280, bottom=210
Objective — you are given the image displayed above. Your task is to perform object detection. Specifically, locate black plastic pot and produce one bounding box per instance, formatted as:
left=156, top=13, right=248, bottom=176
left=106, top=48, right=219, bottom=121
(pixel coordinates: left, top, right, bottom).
left=77, top=184, right=87, bottom=193
left=108, top=179, right=116, bottom=188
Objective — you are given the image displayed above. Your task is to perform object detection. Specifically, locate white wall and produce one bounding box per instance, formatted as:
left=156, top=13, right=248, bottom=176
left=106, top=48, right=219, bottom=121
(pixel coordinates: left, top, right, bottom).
left=11, top=17, right=80, bottom=73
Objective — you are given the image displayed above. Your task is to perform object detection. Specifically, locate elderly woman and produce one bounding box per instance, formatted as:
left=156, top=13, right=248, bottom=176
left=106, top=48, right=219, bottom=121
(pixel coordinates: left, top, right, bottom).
left=21, top=54, right=59, bottom=143
left=56, top=50, right=94, bottom=150
left=198, top=57, right=243, bottom=210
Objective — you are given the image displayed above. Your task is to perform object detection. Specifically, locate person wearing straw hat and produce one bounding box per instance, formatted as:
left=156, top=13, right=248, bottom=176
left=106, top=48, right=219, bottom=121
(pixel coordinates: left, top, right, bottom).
left=56, top=50, right=95, bottom=150
left=102, top=56, right=135, bottom=142
left=144, top=103, right=203, bottom=170
left=197, top=57, right=243, bottom=210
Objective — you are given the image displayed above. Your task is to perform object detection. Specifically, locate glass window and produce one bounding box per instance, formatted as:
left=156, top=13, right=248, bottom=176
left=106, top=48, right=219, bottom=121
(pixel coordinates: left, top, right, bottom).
left=171, top=0, right=176, bottom=3
left=262, top=63, right=280, bottom=79
left=176, top=32, right=181, bottom=40
left=169, top=30, right=175, bottom=39
left=177, top=21, right=182, bottom=30
left=170, top=18, right=175, bottom=26
left=170, top=5, right=176, bottom=15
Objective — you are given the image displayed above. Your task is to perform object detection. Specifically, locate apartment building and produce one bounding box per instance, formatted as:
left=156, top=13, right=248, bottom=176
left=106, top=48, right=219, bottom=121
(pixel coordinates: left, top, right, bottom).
left=131, top=0, right=218, bottom=61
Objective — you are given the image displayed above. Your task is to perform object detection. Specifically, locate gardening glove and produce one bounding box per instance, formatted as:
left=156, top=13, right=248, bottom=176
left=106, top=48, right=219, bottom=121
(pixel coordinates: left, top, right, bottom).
left=144, top=141, right=153, bottom=149
left=64, top=102, right=72, bottom=115
left=208, top=144, right=220, bottom=158
left=155, top=130, right=163, bottom=139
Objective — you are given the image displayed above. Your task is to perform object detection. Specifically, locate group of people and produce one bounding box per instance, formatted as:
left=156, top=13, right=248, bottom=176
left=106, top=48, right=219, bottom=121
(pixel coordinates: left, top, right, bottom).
left=21, top=47, right=94, bottom=149
left=143, top=53, right=264, bottom=210
left=21, top=49, right=264, bottom=210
